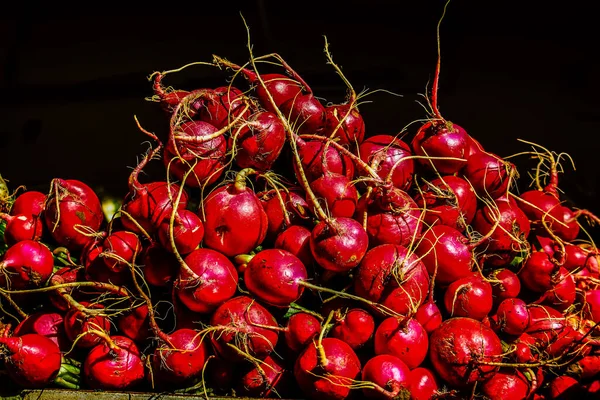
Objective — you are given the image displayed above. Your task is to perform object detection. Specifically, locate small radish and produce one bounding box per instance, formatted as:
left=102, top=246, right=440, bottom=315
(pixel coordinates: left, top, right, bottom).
left=481, top=369, right=532, bottom=400
left=443, top=273, right=493, bottom=321
left=237, top=356, right=291, bottom=398
left=117, top=304, right=151, bottom=344
left=13, top=311, right=70, bottom=352
left=280, top=93, right=326, bottom=136
left=232, top=111, right=286, bottom=171
left=548, top=376, right=585, bottom=399
left=488, top=268, right=521, bottom=303
left=359, top=135, right=414, bottom=191
left=322, top=104, right=365, bottom=147
left=374, top=317, right=428, bottom=369
left=412, top=121, right=469, bottom=174
left=0, top=240, right=54, bottom=289
left=157, top=209, right=204, bottom=255
left=361, top=355, right=410, bottom=399
left=0, top=213, right=43, bottom=246
left=284, top=312, right=322, bottom=353
left=141, top=243, right=179, bottom=287
left=491, top=298, right=530, bottom=336
left=197, top=86, right=249, bottom=129
left=63, top=302, right=111, bottom=349
left=310, top=217, right=369, bottom=273
left=407, top=367, right=440, bottom=400
left=10, top=191, right=46, bottom=217
left=330, top=308, right=375, bottom=350
left=295, top=138, right=355, bottom=183
left=309, top=172, right=358, bottom=219
left=274, top=225, right=314, bottom=270
left=260, top=188, right=310, bottom=241
left=463, top=151, right=515, bottom=199
left=414, top=301, right=443, bottom=334
left=0, top=334, right=61, bottom=388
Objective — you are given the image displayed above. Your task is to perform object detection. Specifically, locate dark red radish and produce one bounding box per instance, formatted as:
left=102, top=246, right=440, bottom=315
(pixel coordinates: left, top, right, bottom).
left=537, top=267, right=576, bottom=311
left=361, top=355, right=410, bottom=399
left=568, top=354, right=600, bottom=380
left=481, top=369, right=532, bottom=400
left=549, top=205, right=580, bottom=242
left=463, top=151, right=515, bottom=199
left=0, top=240, right=53, bottom=289
left=1, top=213, right=43, bottom=245
left=358, top=134, right=414, bottom=191
left=310, top=217, right=369, bottom=273
left=284, top=312, right=321, bottom=352
left=294, top=337, right=361, bottom=400
left=84, top=334, right=145, bottom=390
left=0, top=334, right=61, bottom=388
left=330, top=308, right=375, bottom=350
left=488, top=268, right=521, bottom=303
left=322, top=104, right=365, bottom=147
left=414, top=175, right=477, bottom=232
left=354, top=244, right=430, bottom=316
left=48, top=266, right=86, bottom=311
left=464, top=134, right=484, bottom=158
left=548, top=376, right=585, bottom=399
left=238, top=356, right=290, bottom=398
left=100, top=230, right=141, bottom=273
left=363, top=186, right=422, bottom=247
left=412, top=121, right=469, bottom=174
left=563, top=243, right=599, bottom=274
left=517, top=189, right=561, bottom=232
left=44, top=178, right=104, bottom=251
left=81, top=234, right=129, bottom=286
left=64, top=302, right=111, bottom=349
left=588, top=380, right=600, bottom=396
left=210, top=296, right=279, bottom=361
left=374, top=317, right=428, bottom=369
left=197, top=86, right=250, bottom=129
left=207, top=357, right=235, bottom=393
left=117, top=304, right=151, bottom=344
left=525, top=305, right=588, bottom=357
left=280, top=93, right=325, bottom=136
left=274, top=225, right=313, bottom=269
left=164, top=120, right=228, bottom=188
left=157, top=209, right=203, bottom=255
left=492, top=298, right=530, bottom=336
left=244, top=248, right=307, bottom=307
left=176, top=248, right=238, bottom=313
left=141, top=243, right=179, bottom=287
left=10, top=191, right=46, bottom=217
left=13, top=312, right=70, bottom=352
left=232, top=111, right=286, bottom=171
left=519, top=251, right=557, bottom=293
left=429, top=317, right=503, bottom=388
left=309, top=172, right=358, bottom=218
left=260, top=189, right=310, bottom=241
left=407, top=367, right=440, bottom=400
left=510, top=333, right=537, bottom=363
left=443, top=273, right=493, bottom=321
left=415, top=225, right=474, bottom=286
left=583, top=289, right=600, bottom=323
left=415, top=301, right=443, bottom=334
left=201, top=169, right=268, bottom=257
left=472, top=196, right=530, bottom=266
left=295, top=138, right=355, bottom=183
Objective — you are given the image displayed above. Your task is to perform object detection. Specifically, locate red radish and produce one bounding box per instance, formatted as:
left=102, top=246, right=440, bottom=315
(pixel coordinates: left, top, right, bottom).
left=361, top=355, right=410, bottom=399
left=100, top=230, right=141, bottom=273
left=549, top=205, right=580, bottom=242
left=355, top=244, right=430, bottom=316
left=492, top=298, right=530, bottom=336
left=548, top=376, right=585, bottom=399
left=13, top=312, right=70, bottom=352
left=310, top=217, right=369, bottom=273
left=284, top=313, right=321, bottom=352
left=117, top=304, right=151, bottom=344
left=519, top=251, right=557, bottom=293
left=63, top=302, right=111, bottom=348
left=197, top=86, right=249, bottom=129
left=463, top=151, right=514, bottom=199
left=517, top=189, right=561, bottom=232
left=412, top=121, right=469, bottom=174
left=176, top=248, right=238, bottom=313
left=309, top=172, right=358, bottom=218
left=141, top=243, right=179, bottom=287
left=322, top=104, right=365, bottom=147
left=563, top=243, right=599, bottom=274
left=238, top=356, right=290, bottom=397
left=244, top=248, right=307, bottom=307
left=44, top=178, right=104, bottom=252
left=537, top=267, right=576, bottom=311
left=82, top=234, right=129, bottom=286
left=0, top=240, right=53, bottom=289
left=374, top=317, right=428, bottom=369
left=358, top=135, right=414, bottom=191
left=330, top=308, right=375, bottom=350
left=568, top=354, right=600, bottom=380
left=464, top=134, right=485, bottom=157
left=363, top=186, right=422, bottom=247
left=583, top=289, right=600, bottom=323
left=488, top=268, right=521, bottom=303
left=294, top=337, right=361, bottom=400
left=274, top=225, right=313, bottom=269
left=295, top=138, right=355, bottom=183
left=429, top=317, right=503, bottom=388
left=0, top=334, right=61, bottom=388
left=84, top=335, right=145, bottom=390
left=414, top=175, right=477, bottom=232
left=407, top=367, right=439, bottom=400
left=1, top=213, right=43, bottom=245
left=481, top=369, right=532, bottom=400
left=510, top=333, right=537, bottom=363
left=48, top=266, right=86, bottom=311
left=415, top=301, right=443, bottom=334
left=260, top=189, right=310, bottom=241
left=280, top=93, right=325, bottom=136
left=149, top=71, right=190, bottom=113
left=232, top=111, right=286, bottom=171
left=164, top=120, right=228, bottom=188
left=415, top=225, right=474, bottom=286
left=10, top=191, right=46, bottom=217
left=201, top=169, right=268, bottom=257
left=210, top=296, right=279, bottom=361
left=157, top=209, right=204, bottom=254
left=588, top=380, right=600, bottom=396
left=443, top=273, right=493, bottom=320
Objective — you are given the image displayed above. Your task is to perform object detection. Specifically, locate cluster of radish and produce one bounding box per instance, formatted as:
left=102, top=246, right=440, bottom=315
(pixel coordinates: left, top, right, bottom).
left=1, top=8, right=600, bottom=400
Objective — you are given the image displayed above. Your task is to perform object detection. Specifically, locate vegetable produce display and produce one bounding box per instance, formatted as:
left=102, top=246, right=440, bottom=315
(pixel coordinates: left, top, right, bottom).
left=1, top=5, right=599, bottom=399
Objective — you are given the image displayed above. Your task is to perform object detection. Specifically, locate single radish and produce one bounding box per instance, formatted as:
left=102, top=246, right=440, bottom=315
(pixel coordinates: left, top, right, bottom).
left=491, top=298, right=530, bottom=336
left=481, top=369, right=532, bottom=400
left=100, top=230, right=141, bottom=273
left=310, top=217, right=369, bottom=273
left=0, top=334, right=61, bottom=388
left=280, top=93, right=326, bottom=136
left=309, top=172, right=358, bottom=219
left=519, top=251, right=557, bottom=293
left=237, top=356, right=290, bottom=398
left=583, top=289, right=600, bottom=323
left=274, top=225, right=314, bottom=269
left=464, top=134, right=485, bottom=157
left=63, top=302, right=111, bottom=349
left=359, top=134, right=414, bottom=191
left=361, top=355, right=410, bottom=399
left=374, top=317, right=428, bottom=370
left=141, top=243, right=179, bottom=287
left=414, top=301, right=443, bottom=334
left=429, top=317, right=503, bottom=388
left=10, top=191, right=46, bottom=217
left=13, top=311, right=70, bottom=352
left=488, top=268, right=521, bottom=304
left=548, top=376, right=585, bottom=399
left=44, top=178, right=104, bottom=252
left=232, top=111, right=286, bottom=171
left=117, top=304, right=151, bottom=344
left=536, top=267, right=576, bottom=311
left=407, top=367, right=440, bottom=400
left=509, top=333, right=537, bottom=363
left=197, top=86, right=249, bottom=129
left=412, top=121, right=469, bottom=174
left=567, top=354, right=600, bottom=380
left=295, top=138, right=355, bottom=183
left=1, top=213, right=43, bottom=246
left=284, top=312, right=322, bottom=353
left=443, top=273, right=493, bottom=321
left=322, top=104, right=365, bottom=147
left=0, top=240, right=54, bottom=289
left=157, top=209, right=204, bottom=255
left=260, top=188, right=310, bottom=241
left=463, top=151, right=515, bottom=199
left=330, top=308, right=375, bottom=350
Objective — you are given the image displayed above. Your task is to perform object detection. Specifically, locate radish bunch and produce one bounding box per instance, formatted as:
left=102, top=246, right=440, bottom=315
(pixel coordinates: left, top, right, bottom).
left=1, top=5, right=600, bottom=400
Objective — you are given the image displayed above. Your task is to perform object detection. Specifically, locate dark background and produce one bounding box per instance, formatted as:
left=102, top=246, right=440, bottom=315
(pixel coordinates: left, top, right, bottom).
left=0, top=1, right=599, bottom=215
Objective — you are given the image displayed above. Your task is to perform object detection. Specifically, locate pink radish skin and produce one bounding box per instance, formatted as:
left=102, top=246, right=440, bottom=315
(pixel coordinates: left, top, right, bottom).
left=14, top=312, right=70, bottom=352
left=412, top=121, right=469, bottom=174
left=157, top=209, right=204, bottom=255
left=361, top=355, right=410, bottom=399
left=141, top=243, right=179, bottom=287
left=274, top=225, right=313, bottom=269
left=569, top=355, right=600, bottom=380
left=0, top=240, right=54, bottom=289
left=10, top=191, right=46, bottom=217
left=244, top=248, right=307, bottom=307
left=550, top=206, right=580, bottom=242
left=243, top=70, right=303, bottom=113
left=0, top=334, right=61, bottom=388
left=1, top=213, right=43, bottom=246
left=407, top=367, right=439, bottom=400
left=443, top=273, right=493, bottom=321
left=64, top=302, right=111, bottom=349
left=374, top=317, right=429, bottom=369
left=233, top=111, right=286, bottom=171
left=481, top=369, right=531, bottom=400
left=415, top=301, right=443, bottom=334
left=359, top=135, right=415, bottom=191
left=176, top=248, right=238, bottom=313
left=518, top=190, right=561, bottom=231
left=309, top=172, right=358, bottom=219
left=322, top=104, right=365, bottom=147
left=488, top=268, right=521, bottom=303
left=260, top=189, right=310, bottom=241
left=463, top=152, right=513, bottom=199
left=330, top=308, right=375, bottom=350
left=84, top=335, right=145, bottom=390
left=310, top=217, right=369, bottom=273
left=429, top=317, right=503, bottom=388
left=285, top=313, right=321, bottom=353
left=295, top=139, right=355, bottom=183
left=492, top=298, right=530, bottom=336
left=294, top=337, right=361, bottom=400
left=280, top=93, right=325, bottom=136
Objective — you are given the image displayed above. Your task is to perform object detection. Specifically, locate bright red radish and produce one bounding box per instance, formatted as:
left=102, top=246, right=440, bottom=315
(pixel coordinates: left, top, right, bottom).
left=295, top=138, right=355, bottom=183
left=100, top=230, right=141, bottom=272
left=14, top=312, right=70, bottom=352
left=583, top=289, right=600, bottom=323
left=157, top=209, right=204, bottom=254
left=284, top=313, right=321, bottom=352
left=10, top=191, right=46, bottom=217
left=481, top=369, right=532, bottom=400
left=280, top=93, right=325, bottom=136
left=330, top=308, right=375, bottom=350
left=412, top=121, right=469, bottom=174
left=519, top=251, right=557, bottom=293
left=568, top=354, right=600, bottom=380
left=463, top=151, right=514, bottom=199
left=0, top=240, right=53, bottom=289
left=359, top=135, right=414, bottom=191
left=233, top=111, right=286, bottom=171
left=0, top=334, right=61, bottom=388
left=197, top=86, right=249, bottom=129
left=361, top=355, right=410, bottom=399
left=1, top=213, right=43, bottom=245
left=374, top=317, right=428, bottom=369
left=309, top=172, right=358, bottom=218
left=492, top=298, right=530, bottom=336
left=117, top=304, right=151, bottom=344
left=429, top=317, right=503, bottom=388
left=310, top=217, right=369, bottom=273
left=537, top=267, right=576, bottom=311
left=548, top=376, right=585, bottom=399
left=322, top=104, right=365, bottom=146
left=294, top=337, right=361, bottom=400
left=63, top=302, right=111, bottom=349
left=407, top=368, right=439, bottom=400
left=44, top=178, right=104, bottom=251
left=141, top=243, right=179, bottom=287
left=443, top=273, right=493, bottom=320
left=274, top=225, right=313, bottom=269
left=488, top=268, right=521, bottom=303
left=415, top=301, right=443, bottom=334
left=260, top=189, right=310, bottom=241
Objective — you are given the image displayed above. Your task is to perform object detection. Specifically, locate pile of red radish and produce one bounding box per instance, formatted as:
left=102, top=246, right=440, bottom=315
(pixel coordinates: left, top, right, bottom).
left=1, top=5, right=599, bottom=400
